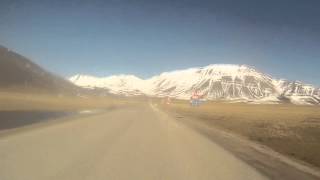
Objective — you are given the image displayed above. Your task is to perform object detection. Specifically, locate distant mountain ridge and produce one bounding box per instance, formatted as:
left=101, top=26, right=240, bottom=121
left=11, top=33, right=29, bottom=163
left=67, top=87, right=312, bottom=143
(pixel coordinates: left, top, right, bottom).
left=70, top=64, right=320, bottom=105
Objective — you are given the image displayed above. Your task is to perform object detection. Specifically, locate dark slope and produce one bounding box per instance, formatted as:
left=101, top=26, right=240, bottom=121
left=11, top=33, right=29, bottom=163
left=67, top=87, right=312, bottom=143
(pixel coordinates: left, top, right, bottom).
left=0, top=45, right=78, bottom=94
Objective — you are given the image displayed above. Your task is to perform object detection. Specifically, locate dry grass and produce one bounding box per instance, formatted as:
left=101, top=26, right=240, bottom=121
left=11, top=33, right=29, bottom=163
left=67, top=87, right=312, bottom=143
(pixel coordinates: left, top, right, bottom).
left=0, top=91, right=137, bottom=111
left=0, top=91, right=146, bottom=131
left=160, top=100, right=320, bottom=168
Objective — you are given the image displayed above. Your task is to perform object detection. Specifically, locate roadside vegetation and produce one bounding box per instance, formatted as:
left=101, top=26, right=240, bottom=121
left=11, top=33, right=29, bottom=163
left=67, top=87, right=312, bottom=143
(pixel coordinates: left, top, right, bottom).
left=0, top=91, right=138, bottom=111
left=159, top=100, right=320, bottom=168
left=0, top=90, right=145, bottom=131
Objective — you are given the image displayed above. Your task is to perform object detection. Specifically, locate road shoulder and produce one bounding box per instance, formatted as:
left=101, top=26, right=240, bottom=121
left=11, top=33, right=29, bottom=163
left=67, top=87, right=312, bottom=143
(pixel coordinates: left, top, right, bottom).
left=156, top=105, right=320, bottom=180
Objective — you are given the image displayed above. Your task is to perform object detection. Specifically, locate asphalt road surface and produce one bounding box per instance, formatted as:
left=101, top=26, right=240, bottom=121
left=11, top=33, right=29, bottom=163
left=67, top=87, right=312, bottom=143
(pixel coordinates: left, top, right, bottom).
left=0, top=103, right=314, bottom=180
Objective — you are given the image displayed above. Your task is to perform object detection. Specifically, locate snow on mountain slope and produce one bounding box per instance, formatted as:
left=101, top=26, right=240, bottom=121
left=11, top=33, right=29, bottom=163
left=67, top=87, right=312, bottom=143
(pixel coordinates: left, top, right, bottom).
left=147, top=64, right=277, bottom=100
left=69, top=64, right=320, bottom=105
left=275, top=80, right=320, bottom=105
left=69, top=74, right=147, bottom=95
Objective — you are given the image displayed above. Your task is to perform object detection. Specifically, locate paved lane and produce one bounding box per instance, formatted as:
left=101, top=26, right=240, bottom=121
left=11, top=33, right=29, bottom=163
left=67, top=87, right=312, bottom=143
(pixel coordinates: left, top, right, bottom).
left=0, top=104, right=267, bottom=180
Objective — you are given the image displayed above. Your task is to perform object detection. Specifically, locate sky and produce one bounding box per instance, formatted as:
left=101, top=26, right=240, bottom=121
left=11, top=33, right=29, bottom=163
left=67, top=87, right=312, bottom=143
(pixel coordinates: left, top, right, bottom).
left=0, top=0, right=320, bottom=85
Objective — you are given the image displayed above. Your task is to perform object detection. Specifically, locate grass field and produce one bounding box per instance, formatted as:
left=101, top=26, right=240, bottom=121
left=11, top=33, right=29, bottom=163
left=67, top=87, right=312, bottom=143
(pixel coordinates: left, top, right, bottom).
left=0, top=91, right=138, bottom=111
left=0, top=91, right=144, bottom=131
left=159, top=100, right=320, bottom=168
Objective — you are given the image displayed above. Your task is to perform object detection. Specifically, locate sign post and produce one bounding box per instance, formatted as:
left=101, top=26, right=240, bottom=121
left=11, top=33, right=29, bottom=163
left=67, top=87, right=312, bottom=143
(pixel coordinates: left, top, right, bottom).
left=190, top=90, right=202, bottom=106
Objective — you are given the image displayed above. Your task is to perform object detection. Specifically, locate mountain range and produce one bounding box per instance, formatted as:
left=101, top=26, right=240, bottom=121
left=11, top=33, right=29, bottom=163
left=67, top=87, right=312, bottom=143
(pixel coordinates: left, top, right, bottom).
left=70, top=64, right=320, bottom=105
left=1, top=45, right=318, bottom=105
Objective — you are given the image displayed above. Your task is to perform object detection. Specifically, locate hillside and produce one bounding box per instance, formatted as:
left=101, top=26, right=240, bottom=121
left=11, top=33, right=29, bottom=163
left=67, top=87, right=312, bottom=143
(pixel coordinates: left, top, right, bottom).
left=0, top=45, right=78, bottom=94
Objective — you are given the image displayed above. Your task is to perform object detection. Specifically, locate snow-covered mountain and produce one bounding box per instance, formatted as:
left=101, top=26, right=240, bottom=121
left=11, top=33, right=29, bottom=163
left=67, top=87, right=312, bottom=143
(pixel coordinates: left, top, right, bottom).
left=147, top=65, right=277, bottom=100
left=69, top=74, right=146, bottom=96
left=276, top=80, right=320, bottom=105
left=69, top=64, right=320, bottom=105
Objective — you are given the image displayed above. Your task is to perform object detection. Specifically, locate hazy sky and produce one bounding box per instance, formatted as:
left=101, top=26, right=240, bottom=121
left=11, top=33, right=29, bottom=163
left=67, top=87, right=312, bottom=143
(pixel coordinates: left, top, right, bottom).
left=0, top=0, right=320, bottom=85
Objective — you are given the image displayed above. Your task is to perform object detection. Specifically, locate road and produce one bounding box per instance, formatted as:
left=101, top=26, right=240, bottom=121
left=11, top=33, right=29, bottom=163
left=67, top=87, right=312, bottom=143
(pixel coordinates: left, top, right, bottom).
left=0, top=103, right=300, bottom=180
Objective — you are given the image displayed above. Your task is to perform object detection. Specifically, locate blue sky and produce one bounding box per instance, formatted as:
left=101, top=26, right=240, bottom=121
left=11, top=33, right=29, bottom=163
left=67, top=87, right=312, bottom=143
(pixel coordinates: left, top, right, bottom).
left=0, top=0, right=320, bottom=85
